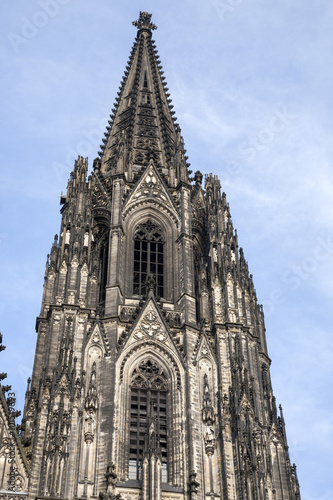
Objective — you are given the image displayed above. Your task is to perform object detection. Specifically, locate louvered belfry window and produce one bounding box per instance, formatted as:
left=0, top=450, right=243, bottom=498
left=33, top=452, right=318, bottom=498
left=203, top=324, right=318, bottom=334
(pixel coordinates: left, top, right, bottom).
left=129, top=360, right=168, bottom=482
left=133, top=220, right=164, bottom=297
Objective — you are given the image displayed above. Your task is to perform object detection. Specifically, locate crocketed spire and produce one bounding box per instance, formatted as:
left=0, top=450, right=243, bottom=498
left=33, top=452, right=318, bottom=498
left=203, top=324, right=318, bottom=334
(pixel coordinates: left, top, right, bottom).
left=98, top=12, right=190, bottom=185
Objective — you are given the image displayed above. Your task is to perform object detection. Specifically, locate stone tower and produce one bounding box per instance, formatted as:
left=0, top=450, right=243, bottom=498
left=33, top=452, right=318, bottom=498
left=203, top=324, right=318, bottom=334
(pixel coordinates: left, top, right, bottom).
left=5, top=11, right=300, bottom=500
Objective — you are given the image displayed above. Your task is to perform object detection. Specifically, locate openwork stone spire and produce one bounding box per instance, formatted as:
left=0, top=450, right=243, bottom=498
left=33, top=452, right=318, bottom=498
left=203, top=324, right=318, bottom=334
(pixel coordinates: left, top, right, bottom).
left=98, top=11, right=190, bottom=185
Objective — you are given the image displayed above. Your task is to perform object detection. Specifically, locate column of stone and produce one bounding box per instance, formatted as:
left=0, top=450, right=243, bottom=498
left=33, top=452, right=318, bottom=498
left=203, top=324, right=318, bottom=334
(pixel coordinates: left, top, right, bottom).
left=65, top=313, right=87, bottom=498
left=105, top=178, right=124, bottom=316
left=27, top=389, right=49, bottom=500
left=101, top=318, right=117, bottom=454
left=177, top=184, right=196, bottom=325
left=79, top=263, right=89, bottom=307
left=215, top=327, right=237, bottom=500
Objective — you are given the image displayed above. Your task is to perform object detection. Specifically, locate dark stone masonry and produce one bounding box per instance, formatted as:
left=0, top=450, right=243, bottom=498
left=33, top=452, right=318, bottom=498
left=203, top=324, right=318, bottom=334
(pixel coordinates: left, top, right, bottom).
left=0, top=11, right=300, bottom=500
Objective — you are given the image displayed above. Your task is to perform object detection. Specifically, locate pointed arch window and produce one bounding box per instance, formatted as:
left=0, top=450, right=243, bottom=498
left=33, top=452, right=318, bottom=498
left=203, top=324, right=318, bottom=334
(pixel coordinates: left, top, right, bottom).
left=143, top=71, right=148, bottom=88
left=99, top=237, right=109, bottom=303
left=129, top=360, right=168, bottom=482
left=133, top=220, right=164, bottom=297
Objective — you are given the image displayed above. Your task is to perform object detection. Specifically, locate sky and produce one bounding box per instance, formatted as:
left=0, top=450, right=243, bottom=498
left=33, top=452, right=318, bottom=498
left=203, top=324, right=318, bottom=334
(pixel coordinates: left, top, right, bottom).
left=0, top=1, right=332, bottom=499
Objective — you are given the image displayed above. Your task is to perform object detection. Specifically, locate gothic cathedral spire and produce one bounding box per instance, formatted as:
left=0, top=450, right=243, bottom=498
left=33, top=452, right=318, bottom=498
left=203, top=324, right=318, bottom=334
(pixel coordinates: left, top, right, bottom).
left=0, top=11, right=300, bottom=500
left=97, top=11, right=190, bottom=185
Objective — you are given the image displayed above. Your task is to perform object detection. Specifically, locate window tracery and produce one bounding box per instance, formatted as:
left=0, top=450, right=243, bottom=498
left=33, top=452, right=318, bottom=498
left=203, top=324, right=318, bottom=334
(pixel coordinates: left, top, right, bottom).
left=133, top=220, right=164, bottom=297
left=129, top=359, right=168, bottom=482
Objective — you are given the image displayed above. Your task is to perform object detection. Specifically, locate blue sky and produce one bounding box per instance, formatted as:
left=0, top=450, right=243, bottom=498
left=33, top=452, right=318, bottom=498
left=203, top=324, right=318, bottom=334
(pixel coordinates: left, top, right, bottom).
left=1, top=1, right=333, bottom=499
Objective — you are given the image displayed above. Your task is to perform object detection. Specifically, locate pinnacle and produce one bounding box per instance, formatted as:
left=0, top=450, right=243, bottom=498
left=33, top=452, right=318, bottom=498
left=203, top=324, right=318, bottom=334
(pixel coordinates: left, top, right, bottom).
left=132, top=11, right=157, bottom=32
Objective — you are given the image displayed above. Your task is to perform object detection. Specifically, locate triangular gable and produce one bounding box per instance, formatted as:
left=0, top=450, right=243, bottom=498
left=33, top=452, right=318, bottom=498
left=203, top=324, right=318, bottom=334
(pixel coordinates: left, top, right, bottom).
left=239, top=392, right=255, bottom=418
left=122, top=160, right=180, bottom=222
left=192, top=185, right=206, bottom=212
left=192, top=188, right=206, bottom=241
left=268, top=422, right=284, bottom=445
left=86, top=321, right=110, bottom=357
left=117, top=296, right=182, bottom=360
left=57, top=373, right=69, bottom=392
left=92, top=170, right=112, bottom=208
left=193, top=332, right=216, bottom=366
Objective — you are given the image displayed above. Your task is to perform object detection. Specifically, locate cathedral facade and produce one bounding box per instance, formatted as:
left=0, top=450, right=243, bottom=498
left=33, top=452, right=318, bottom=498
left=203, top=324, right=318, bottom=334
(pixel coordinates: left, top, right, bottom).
left=0, top=12, right=300, bottom=500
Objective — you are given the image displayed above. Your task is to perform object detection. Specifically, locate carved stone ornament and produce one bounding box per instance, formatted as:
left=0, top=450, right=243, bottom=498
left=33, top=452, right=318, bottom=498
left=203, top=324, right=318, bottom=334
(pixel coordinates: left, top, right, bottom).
left=134, top=308, right=166, bottom=342
left=134, top=166, right=167, bottom=202
left=202, top=374, right=215, bottom=426
left=84, top=412, right=96, bottom=443
left=204, top=426, right=215, bottom=456
left=132, top=11, right=157, bottom=31
left=131, top=360, right=167, bottom=391
left=85, top=363, right=98, bottom=413
left=119, top=306, right=137, bottom=322
left=92, top=330, right=101, bottom=345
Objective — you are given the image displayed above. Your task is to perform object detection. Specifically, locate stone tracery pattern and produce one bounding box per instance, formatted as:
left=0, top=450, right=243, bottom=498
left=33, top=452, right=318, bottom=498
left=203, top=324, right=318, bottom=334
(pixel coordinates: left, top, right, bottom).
left=134, top=167, right=168, bottom=202
left=134, top=310, right=167, bottom=343
left=131, top=359, right=168, bottom=391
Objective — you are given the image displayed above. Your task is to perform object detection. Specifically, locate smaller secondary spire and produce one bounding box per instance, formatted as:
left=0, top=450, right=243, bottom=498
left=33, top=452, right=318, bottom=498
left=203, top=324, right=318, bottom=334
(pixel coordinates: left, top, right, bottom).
left=132, top=11, right=157, bottom=32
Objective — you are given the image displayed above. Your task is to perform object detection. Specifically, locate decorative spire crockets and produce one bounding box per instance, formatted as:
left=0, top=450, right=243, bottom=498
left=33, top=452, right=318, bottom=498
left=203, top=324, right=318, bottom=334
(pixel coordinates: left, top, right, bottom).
left=97, top=12, right=191, bottom=185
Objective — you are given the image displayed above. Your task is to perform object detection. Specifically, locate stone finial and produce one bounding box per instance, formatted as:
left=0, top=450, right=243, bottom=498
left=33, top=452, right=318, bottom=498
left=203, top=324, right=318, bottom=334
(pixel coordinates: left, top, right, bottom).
left=146, top=274, right=156, bottom=297
left=105, top=462, right=117, bottom=489
left=132, top=11, right=157, bottom=32
left=194, top=170, right=203, bottom=186
left=189, top=470, right=200, bottom=494
left=99, top=463, right=121, bottom=500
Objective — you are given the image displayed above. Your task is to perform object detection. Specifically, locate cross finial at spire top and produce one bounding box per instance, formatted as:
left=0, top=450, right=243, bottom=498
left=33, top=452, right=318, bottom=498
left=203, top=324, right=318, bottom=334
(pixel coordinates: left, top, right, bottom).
left=132, top=11, right=157, bottom=32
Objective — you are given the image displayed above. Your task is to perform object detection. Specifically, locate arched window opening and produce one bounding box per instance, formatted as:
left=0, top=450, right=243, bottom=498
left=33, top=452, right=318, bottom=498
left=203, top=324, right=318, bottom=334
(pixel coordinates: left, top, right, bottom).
left=99, top=238, right=109, bottom=303
left=193, top=249, right=201, bottom=324
left=143, top=71, right=148, bottom=88
left=133, top=220, right=164, bottom=297
left=129, top=359, right=168, bottom=481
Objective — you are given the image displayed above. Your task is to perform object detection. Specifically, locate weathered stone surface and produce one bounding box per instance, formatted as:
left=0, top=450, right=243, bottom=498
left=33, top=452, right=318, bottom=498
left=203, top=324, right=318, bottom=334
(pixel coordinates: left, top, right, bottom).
left=0, top=11, right=300, bottom=500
